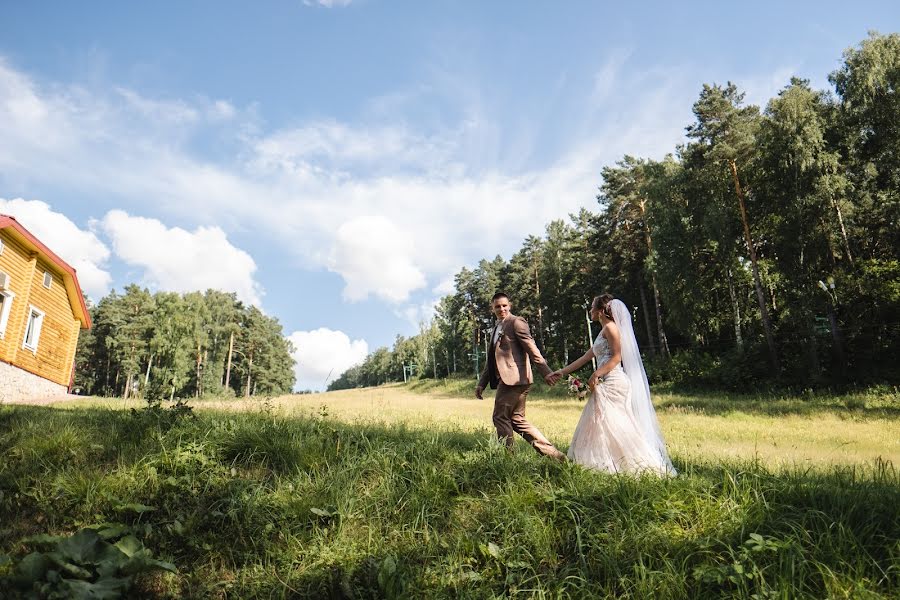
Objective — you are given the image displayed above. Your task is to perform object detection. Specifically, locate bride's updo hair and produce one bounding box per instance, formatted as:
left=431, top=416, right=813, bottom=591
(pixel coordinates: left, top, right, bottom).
left=592, top=293, right=615, bottom=320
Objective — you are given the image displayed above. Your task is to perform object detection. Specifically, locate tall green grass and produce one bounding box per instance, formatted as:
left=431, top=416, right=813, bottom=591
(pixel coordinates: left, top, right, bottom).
left=1, top=404, right=898, bottom=598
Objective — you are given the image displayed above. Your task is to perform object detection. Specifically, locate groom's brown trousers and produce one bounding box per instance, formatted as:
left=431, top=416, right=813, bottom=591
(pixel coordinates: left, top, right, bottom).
left=493, top=382, right=566, bottom=460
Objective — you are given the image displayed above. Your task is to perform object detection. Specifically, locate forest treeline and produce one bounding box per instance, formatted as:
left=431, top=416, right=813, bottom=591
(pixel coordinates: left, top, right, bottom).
left=329, top=32, right=900, bottom=392
left=74, top=286, right=295, bottom=398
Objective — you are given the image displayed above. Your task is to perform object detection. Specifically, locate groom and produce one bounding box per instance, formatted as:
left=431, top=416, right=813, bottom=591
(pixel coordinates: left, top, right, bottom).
left=475, top=292, right=565, bottom=461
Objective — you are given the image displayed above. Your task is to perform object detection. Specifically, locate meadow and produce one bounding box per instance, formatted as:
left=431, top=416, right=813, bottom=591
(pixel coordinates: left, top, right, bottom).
left=1, top=382, right=898, bottom=598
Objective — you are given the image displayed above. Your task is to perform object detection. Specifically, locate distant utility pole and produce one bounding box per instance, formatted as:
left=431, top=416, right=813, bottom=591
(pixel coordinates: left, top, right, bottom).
left=473, top=332, right=479, bottom=377
left=584, top=301, right=596, bottom=371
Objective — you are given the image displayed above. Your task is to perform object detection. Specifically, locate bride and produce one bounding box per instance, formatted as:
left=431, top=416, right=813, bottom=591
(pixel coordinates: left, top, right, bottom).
left=551, top=294, right=676, bottom=475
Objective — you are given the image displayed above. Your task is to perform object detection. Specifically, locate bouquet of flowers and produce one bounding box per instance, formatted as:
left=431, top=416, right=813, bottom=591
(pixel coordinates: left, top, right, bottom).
left=566, top=375, right=588, bottom=399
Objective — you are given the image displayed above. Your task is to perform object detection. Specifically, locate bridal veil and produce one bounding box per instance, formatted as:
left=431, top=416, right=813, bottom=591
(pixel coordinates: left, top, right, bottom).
left=609, top=299, right=676, bottom=475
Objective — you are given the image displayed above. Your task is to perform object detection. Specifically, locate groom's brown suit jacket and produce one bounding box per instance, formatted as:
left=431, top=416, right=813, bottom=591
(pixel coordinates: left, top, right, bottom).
left=478, top=314, right=552, bottom=390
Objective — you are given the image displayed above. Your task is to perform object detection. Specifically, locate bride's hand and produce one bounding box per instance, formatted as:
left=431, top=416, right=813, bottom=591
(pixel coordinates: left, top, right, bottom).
left=588, top=372, right=601, bottom=389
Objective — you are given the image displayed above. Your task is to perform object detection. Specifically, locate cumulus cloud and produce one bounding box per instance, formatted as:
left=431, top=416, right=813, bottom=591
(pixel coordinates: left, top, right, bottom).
left=288, top=328, right=369, bottom=391
left=0, top=51, right=775, bottom=314
left=0, top=198, right=112, bottom=299
left=328, top=215, right=426, bottom=303
left=100, top=210, right=264, bottom=306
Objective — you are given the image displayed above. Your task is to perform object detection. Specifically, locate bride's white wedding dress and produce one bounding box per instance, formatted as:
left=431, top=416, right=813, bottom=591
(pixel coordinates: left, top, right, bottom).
left=567, top=303, right=676, bottom=476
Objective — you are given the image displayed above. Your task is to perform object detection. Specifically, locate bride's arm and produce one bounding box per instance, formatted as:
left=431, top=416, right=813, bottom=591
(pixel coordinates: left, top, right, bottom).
left=556, top=348, right=595, bottom=377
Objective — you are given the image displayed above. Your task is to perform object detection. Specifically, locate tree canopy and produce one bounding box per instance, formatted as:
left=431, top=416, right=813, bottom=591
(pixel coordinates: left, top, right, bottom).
left=329, top=32, right=900, bottom=392
left=75, top=288, right=295, bottom=399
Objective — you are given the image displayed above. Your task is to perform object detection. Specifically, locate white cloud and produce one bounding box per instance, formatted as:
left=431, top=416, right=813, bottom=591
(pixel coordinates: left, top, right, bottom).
left=288, top=328, right=368, bottom=390
left=304, top=0, right=353, bottom=7
left=0, top=59, right=80, bottom=160
left=328, top=215, right=426, bottom=303
left=0, top=198, right=112, bottom=299
left=591, top=49, right=633, bottom=104
left=210, top=100, right=236, bottom=120
left=0, top=53, right=727, bottom=315
left=395, top=297, right=441, bottom=330
left=250, top=121, right=457, bottom=178
left=115, top=88, right=200, bottom=125
left=433, top=276, right=456, bottom=296
left=100, top=210, right=264, bottom=306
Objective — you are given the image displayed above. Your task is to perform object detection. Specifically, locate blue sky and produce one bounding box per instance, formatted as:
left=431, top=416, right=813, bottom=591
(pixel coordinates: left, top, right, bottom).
left=1, top=1, right=897, bottom=390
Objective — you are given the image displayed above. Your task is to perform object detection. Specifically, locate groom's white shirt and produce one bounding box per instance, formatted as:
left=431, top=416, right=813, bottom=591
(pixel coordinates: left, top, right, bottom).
left=492, top=319, right=503, bottom=345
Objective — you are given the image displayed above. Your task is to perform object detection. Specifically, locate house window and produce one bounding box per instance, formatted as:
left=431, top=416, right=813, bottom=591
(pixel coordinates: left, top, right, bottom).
left=43, top=271, right=52, bottom=289
left=22, top=305, right=45, bottom=352
left=0, top=290, right=14, bottom=339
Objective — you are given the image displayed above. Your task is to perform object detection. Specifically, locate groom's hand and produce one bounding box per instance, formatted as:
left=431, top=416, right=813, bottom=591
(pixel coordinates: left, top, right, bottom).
left=475, top=385, right=484, bottom=400
left=545, top=372, right=561, bottom=386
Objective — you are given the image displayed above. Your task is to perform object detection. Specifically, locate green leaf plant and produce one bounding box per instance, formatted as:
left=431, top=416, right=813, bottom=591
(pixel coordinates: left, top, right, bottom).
left=4, top=524, right=175, bottom=599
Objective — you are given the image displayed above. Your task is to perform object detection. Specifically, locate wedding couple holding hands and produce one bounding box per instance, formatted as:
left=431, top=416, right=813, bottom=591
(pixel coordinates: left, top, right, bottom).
left=474, top=292, right=676, bottom=476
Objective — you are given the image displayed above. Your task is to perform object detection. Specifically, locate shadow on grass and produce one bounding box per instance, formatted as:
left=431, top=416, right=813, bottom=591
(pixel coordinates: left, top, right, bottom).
left=3, top=404, right=899, bottom=598
left=652, top=389, right=900, bottom=419
left=397, top=377, right=900, bottom=419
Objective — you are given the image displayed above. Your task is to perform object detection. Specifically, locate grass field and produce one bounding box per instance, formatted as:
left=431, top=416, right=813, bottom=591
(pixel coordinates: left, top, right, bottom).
left=1, top=382, right=899, bottom=598
left=69, top=380, right=900, bottom=470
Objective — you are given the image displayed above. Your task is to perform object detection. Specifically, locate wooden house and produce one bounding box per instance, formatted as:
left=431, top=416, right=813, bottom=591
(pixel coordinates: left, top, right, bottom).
left=0, top=214, right=92, bottom=401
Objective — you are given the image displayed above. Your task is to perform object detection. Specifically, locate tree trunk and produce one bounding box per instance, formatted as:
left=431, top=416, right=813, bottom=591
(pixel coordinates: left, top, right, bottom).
left=533, top=258, right=546, bottom=351
left=638, top=285, right=656, bottom=357
left=727, top=268, right=744, bottom=350
left=196, top=344, right=203, bottom=397
left=651, top=277, right=670, bottom=357
left=224, top=331, right=234, bottom=391
left=125, top=341, right=136, bottom=399
left=730, top=159, right=779, bottom=372
left=639, top=200, right=669, bottom=357
left=245, top=349, right=253, bottom=398
left=830, top=195, right=854, bottom=265
left=144, top=354, right=153, bottom=389
left=806, top=316, right=821, bottom=383
left=556, top=248, right=568, bottom=364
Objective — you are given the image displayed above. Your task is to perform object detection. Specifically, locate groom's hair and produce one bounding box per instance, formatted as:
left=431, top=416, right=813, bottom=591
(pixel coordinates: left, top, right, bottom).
left=490, top=292, right=510, bottom=304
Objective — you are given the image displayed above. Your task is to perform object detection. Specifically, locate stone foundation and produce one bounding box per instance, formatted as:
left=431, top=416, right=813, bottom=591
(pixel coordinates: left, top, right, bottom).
left=0, top=361, right=67, bottom=403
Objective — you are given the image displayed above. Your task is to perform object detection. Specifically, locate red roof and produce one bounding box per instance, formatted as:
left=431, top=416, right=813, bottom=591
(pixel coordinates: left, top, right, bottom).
left=0, top=214, right=92, bottom=328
